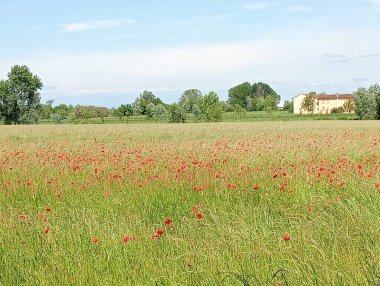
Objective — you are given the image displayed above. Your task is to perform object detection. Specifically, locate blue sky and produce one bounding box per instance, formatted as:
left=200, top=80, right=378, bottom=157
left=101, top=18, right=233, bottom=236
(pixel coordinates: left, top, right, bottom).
left=1, top=0, right=379, bottom=107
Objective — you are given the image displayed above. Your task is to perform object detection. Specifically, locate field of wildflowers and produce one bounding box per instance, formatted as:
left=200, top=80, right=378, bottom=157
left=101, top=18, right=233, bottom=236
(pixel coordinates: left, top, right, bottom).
left=0, top=121, right=379, bottom=285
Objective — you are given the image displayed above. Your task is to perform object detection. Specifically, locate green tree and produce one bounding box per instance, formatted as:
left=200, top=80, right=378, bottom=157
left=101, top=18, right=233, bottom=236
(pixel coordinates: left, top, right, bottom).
left=0, top=65, right=43, bottom=124
left=343, top=98, right=355, bottom=113
left=228, top=82, right=280, bottom=111
left=132, top=90, right=164, bottom=115
left=368, top=84, right=380, bottom=119
left=152, top=104, right=167, bottom=123
left=353, top=87, right=377, bottom=120
left=178, top=89, right=202, bottom=112
left=145, top=102, right=156, bottom=119
left=283, top=100, right=294, bottom=113
left=234, top=104, right=246, bottom=121
left=228, top=82, right=251, bottom=109
left=192, top=104, right=202, bottom=122
left=201, top=91, right=223, bottom=122
left=301, top=92, right=317, bottom=114
left=53, top=104, right=73, bottom=119
left=168, top=103, right=187, bottom=123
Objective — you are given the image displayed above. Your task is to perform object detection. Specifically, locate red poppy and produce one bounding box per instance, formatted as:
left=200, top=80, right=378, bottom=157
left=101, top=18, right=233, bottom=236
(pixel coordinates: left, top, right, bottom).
left=283, top=234, right=291, bottom=241
left=91, top=237, right=100, bottom=244
left=19, top=214, right=26, bottom=221
left=156, top=229, right=164, bottom=235
left=45, top=207, right=52, bottom=212
left=196, top=213, right=203, bottom=220
left=44, top=226, right=50, bottom=234
left=358, top=164, right=363, bottom=170
left=227, top=184, right=237, bottom=190
left=164, top=218, right=172, bottom=227
left=122, top=235, right=133, bottom=243
left=253, top=184, right=259, bottom=190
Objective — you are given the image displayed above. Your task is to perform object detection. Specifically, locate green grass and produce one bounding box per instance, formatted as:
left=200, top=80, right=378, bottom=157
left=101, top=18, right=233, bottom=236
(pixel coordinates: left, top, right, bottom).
left=0, top=121, right=379, bottom=285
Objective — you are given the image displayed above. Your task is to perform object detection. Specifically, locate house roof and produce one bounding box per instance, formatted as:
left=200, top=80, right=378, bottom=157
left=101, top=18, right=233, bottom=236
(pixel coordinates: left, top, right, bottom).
left=317, top=94, right=353, bottom=100
left=292, top=93, right=353, bottom=100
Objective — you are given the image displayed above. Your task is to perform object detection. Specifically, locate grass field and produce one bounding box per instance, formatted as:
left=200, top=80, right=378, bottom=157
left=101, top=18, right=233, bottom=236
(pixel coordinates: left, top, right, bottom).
left=0, top=121, right=379, bottom=285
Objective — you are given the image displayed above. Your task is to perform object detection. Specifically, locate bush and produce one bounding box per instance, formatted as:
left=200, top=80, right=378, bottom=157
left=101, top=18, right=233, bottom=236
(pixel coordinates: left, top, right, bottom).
left=331, top=107, right=345, bottom=114
left=50, top=113, right=63, bottom=124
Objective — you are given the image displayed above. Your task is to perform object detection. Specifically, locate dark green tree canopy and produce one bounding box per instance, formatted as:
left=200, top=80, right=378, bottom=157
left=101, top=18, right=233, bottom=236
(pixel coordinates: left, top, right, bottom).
left=0, top=65, right=43, bottom=124
left=228, top=82, right=280, bottom=111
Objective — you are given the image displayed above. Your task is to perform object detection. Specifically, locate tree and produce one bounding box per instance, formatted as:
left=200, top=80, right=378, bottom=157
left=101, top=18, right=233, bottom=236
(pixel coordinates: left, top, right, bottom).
left=132, top=90, right=163, bottom=115
left=152, top=104, right=167, bottom=123
left=168, top=103, right=187, bottom=123
left=343, top=98, right=355, bottom=113
left=234, top=104, right=246, bottom=121
left=283, top=100, right=294, bottom=113
left=145, top=102, right=156, bottom=119
left=301, top=92, right=317, bottom=114
left=114, top=104, right=133, bottom=122
left=228, top=82, right=251, bottom=109
left=0, top=65, right=43, bottom=124
left=228, top=82, right=280, bottom=111
left=251, top=82, right=280, bottom=110
left=178, top=89, right=202, bottom=112
left=368, top=84, right=380, bottom=119
left=192, top=104, right=202, bottom=122
left=201, top=91, right=223, bottom=122
left=353, top=87, right=377, bottom=120
left=53, top=104, right=74, bottom=119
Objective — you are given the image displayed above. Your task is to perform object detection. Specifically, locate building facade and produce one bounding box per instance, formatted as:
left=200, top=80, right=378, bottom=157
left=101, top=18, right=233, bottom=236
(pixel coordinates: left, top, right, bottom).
left=293, top=93, right=353, bottom=114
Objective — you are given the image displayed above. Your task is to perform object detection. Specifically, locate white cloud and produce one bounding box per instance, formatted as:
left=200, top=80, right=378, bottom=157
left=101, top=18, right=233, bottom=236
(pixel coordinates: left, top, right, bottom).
left=61, top=19, right=136, bottom=32
left=242, top=3, right=270, bottom=11
left=1, top=27, right=379, bottom=102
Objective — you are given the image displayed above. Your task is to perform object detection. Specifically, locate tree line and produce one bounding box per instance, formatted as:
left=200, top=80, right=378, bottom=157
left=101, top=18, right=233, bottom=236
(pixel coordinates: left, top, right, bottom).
left=1, top=65, right=379, bottom=124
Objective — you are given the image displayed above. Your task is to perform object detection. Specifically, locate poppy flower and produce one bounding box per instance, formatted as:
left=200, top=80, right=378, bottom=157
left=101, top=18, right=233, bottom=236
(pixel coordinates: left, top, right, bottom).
left=196, top=213, right=203, bottom=220
left=164, top=218, right=172, bottom=227
left=44, top=226, right=50, bottom=234
left=19, top=214, right=26, bottom=221
left=283, top=234, right=291, bottom=241
left=45, top=207, right=52, bottom=212
left=91, top=237, right=100, bottom=244
left=253, top=184, right=259, bottom=190
left=156, top=229, right=164, bottom=235
left=122, top=235, right=133, bottom=244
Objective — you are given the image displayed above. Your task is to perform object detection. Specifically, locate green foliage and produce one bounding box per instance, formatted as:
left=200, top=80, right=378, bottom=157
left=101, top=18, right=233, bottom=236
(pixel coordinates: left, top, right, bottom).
left=50, top=113, right=63, bottom=124
left=53, top=104, right=74, bottom=119
left=192, top=104, right=202, bottom=122
left=228, top=82, right=251, bottom=109
left=331, top=107, right=345, bottom=114
left=152, top=104, right=167, bottom=123
left=168, top=103, right=187, bottom=123
left=369, top=84, right=380, bottom=119
left=343, top=98, right=355, bottom=113
left=201, top=91, right=223, bottom=122
left=353, top=87, right=378, bottom=120
left=234, top=104, right=246, bottom=121
left=71, top=106, right=111, bottom=123
left=228, top=82, right=280, bottom=111
left=132, top=91, right=164, bottom=115
left=178, top=89, right=202, bottom=112
left=283, top=100, right=294, bottom=113
left=0, top=65, right=43, bottom=124
left=113, top=104, right=133, bottom=121
left=301, top=92, right=317, bottom=114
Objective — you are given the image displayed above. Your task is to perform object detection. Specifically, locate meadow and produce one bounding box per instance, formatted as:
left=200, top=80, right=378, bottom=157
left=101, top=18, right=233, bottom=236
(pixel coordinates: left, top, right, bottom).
left=0, top=121, right=379, bottom=285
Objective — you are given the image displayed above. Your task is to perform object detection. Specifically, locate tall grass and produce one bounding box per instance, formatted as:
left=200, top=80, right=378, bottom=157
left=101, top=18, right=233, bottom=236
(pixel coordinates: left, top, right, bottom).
left=0, top=121, right=379, bottom=285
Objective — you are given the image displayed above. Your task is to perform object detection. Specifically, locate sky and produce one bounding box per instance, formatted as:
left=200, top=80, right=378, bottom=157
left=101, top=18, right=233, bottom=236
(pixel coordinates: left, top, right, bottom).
left=0, top=0, right=379, bottom=107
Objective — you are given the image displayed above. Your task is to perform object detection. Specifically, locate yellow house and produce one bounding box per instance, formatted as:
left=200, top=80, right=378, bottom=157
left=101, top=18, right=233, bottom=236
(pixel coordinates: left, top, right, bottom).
left=293, top=93, right=353, bottom=114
